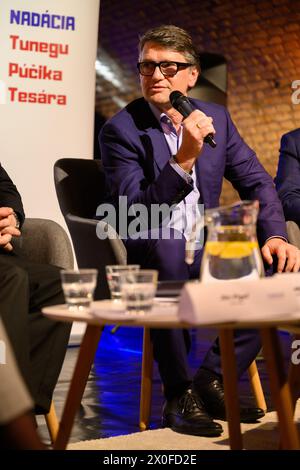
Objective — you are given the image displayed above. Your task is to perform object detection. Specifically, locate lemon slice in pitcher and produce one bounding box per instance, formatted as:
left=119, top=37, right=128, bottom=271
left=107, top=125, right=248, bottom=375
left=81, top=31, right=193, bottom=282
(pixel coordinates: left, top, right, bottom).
left=205, top=241, right=258, bottom=258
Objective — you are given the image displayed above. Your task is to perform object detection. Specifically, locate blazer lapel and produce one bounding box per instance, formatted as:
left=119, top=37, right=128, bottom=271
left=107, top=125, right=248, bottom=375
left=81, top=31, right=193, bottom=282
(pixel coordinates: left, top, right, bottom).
left=137, top=101, right=171, bottom=173
left=147, top=126, right=171, bottom=173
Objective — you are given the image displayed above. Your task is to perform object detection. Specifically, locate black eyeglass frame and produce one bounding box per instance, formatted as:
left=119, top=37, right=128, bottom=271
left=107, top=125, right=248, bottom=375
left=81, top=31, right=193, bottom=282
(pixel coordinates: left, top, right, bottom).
left=137, top=61, right=194, bottom=77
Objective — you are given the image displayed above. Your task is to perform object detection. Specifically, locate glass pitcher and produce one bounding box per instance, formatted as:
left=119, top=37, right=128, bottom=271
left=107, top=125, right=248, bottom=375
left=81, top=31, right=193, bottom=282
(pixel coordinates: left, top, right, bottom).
left=200, top=200, right=265, bottom=283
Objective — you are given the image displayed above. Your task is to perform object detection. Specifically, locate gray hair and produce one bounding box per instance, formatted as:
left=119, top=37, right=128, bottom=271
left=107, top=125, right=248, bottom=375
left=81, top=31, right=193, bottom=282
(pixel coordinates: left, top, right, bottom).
left=138, top=25, right=200, bottom=71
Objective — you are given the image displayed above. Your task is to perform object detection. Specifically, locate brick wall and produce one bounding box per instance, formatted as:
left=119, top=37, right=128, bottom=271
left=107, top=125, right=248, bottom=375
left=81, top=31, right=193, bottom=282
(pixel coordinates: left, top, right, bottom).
left=97, top=0, right=300, bottom=203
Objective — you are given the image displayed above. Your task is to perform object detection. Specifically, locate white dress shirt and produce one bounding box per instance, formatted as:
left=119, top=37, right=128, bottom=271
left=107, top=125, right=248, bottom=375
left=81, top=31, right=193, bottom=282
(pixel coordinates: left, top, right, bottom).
left=149, top=104, right=203, bottom=248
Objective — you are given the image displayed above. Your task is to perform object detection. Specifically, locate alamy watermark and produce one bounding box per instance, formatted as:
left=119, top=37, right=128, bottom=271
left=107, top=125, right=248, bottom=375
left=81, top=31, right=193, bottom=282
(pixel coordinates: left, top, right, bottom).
left=95, top=196, right=205, bottom=244
left=291, top=80, right=300, bottom=104
left=291, top=339, right=300, bottom=365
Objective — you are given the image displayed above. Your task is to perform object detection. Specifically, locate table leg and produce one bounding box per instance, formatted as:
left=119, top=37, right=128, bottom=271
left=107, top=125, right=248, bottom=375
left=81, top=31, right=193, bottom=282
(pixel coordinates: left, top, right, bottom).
left=260, top=327, right=300, bottom=450
left=247, top=360, right=267, bottom=412
left=218, top=329, right=243, bottom=450
left=139, top=328, right=153, bottom=431
left=53, top=325, right=103, bottom=450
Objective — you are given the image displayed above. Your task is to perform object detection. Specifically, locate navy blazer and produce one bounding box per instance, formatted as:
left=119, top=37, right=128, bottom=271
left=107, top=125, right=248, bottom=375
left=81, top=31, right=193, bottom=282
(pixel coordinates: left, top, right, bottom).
left=275, top=128, right=300, bottom=224
left=100, top=97, right=287, bottom=245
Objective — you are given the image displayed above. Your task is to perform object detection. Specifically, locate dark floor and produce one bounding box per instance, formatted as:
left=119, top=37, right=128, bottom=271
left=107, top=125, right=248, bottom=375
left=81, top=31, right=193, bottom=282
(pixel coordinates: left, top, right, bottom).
left=37, top=327, right=293, bottom=444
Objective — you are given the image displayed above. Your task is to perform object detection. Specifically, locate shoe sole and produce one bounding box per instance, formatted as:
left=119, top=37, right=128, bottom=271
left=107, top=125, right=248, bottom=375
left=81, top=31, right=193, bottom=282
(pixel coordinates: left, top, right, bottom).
left=212, top=411, right=265, bottom=423
left=162, top=420, right=223, bottom=437
left=240, top=413, right=265, bottom=423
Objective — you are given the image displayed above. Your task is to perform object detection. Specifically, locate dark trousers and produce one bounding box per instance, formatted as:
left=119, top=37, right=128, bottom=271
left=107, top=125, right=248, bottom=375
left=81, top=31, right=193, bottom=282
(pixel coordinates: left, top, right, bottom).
left=126, top=229, right=269, bottom=400
left=0, top=250, right=71, bottom=413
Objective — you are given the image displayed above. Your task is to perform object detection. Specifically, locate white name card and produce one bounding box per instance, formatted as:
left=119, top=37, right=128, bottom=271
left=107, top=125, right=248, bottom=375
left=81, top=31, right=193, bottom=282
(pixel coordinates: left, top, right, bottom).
left=274, top=272, right=300, bottom=310
left=178, top=274, right=300, bottom=325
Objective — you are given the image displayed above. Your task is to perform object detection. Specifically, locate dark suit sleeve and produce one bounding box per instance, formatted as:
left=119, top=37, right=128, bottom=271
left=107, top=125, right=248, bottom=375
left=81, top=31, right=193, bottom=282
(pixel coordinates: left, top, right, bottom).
left=100, top=122, right=192, bottom=210
left=275, top=130, right=300, bottom=224
left=0, top=164, right=25, bottom=226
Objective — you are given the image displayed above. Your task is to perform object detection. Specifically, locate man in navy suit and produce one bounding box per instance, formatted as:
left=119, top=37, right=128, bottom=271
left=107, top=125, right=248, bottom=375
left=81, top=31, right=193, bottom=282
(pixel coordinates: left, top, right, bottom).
left=100, top=25, right=300, bottom=436
left=0, top=164, right=71, bottom=416
left=275, top=128, right=300, bottom=223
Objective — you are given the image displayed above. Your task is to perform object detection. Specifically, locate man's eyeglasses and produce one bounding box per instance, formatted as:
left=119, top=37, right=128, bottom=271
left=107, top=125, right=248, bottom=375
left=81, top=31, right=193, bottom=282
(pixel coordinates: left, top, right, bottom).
left=137, top=61, right=194, bottom=77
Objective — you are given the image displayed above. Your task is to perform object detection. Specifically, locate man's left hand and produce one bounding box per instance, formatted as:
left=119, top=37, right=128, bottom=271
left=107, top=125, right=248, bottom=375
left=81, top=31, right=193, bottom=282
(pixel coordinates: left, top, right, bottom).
left=261, top=237, right=300, bottom=273
left=0, top=206, right=21, bottom=252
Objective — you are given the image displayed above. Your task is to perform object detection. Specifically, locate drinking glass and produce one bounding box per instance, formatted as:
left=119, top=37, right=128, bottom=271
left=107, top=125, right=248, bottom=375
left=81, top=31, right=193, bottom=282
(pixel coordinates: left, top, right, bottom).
left=105, top=265, right=140, bottom=300
left=61, top=269, right=98, bottom=310
left=120, top=269, right=158, bottom=315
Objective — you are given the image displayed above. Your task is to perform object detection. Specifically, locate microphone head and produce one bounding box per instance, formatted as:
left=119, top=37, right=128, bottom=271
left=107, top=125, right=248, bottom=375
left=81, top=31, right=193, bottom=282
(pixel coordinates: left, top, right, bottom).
left=169, top=90, right=184, bottom=107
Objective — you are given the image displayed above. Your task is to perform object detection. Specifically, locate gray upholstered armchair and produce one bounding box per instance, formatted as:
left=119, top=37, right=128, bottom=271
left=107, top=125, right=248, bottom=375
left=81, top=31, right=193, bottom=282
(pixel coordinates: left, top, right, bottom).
left=286, top=220, right=300, bottom=249
left=13, top=218, right=74, bottom=269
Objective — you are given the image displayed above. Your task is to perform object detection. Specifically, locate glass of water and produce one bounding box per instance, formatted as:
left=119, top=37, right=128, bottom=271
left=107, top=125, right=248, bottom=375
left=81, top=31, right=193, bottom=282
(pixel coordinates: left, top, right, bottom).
left=105, top=265, right=140, bottom=301
left=120, top=269, right=158, bottom=315
left=61, top=269, right=98, bottom=310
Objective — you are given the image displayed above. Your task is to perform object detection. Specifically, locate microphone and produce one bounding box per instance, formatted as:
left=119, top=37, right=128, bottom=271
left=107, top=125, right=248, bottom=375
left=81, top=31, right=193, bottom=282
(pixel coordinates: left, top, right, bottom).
left=169, top=90, right=217, bottom=148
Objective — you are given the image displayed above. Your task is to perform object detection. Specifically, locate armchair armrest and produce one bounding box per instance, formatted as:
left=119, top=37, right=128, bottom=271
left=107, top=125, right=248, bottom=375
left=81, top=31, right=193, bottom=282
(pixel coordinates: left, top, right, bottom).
left=13, top=218, right=74, bottom=269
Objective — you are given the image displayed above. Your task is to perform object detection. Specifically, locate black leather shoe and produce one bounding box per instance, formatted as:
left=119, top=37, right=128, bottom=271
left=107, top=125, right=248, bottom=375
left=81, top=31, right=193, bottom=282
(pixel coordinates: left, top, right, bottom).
left=194, top=374, right=265, bottom=423
left=162, top=388, right=223, bottom=436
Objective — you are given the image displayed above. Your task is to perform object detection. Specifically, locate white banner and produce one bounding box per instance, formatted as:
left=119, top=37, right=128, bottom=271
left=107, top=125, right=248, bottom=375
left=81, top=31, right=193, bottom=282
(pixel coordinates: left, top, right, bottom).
left=0, top=0, right=100, bottom=226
